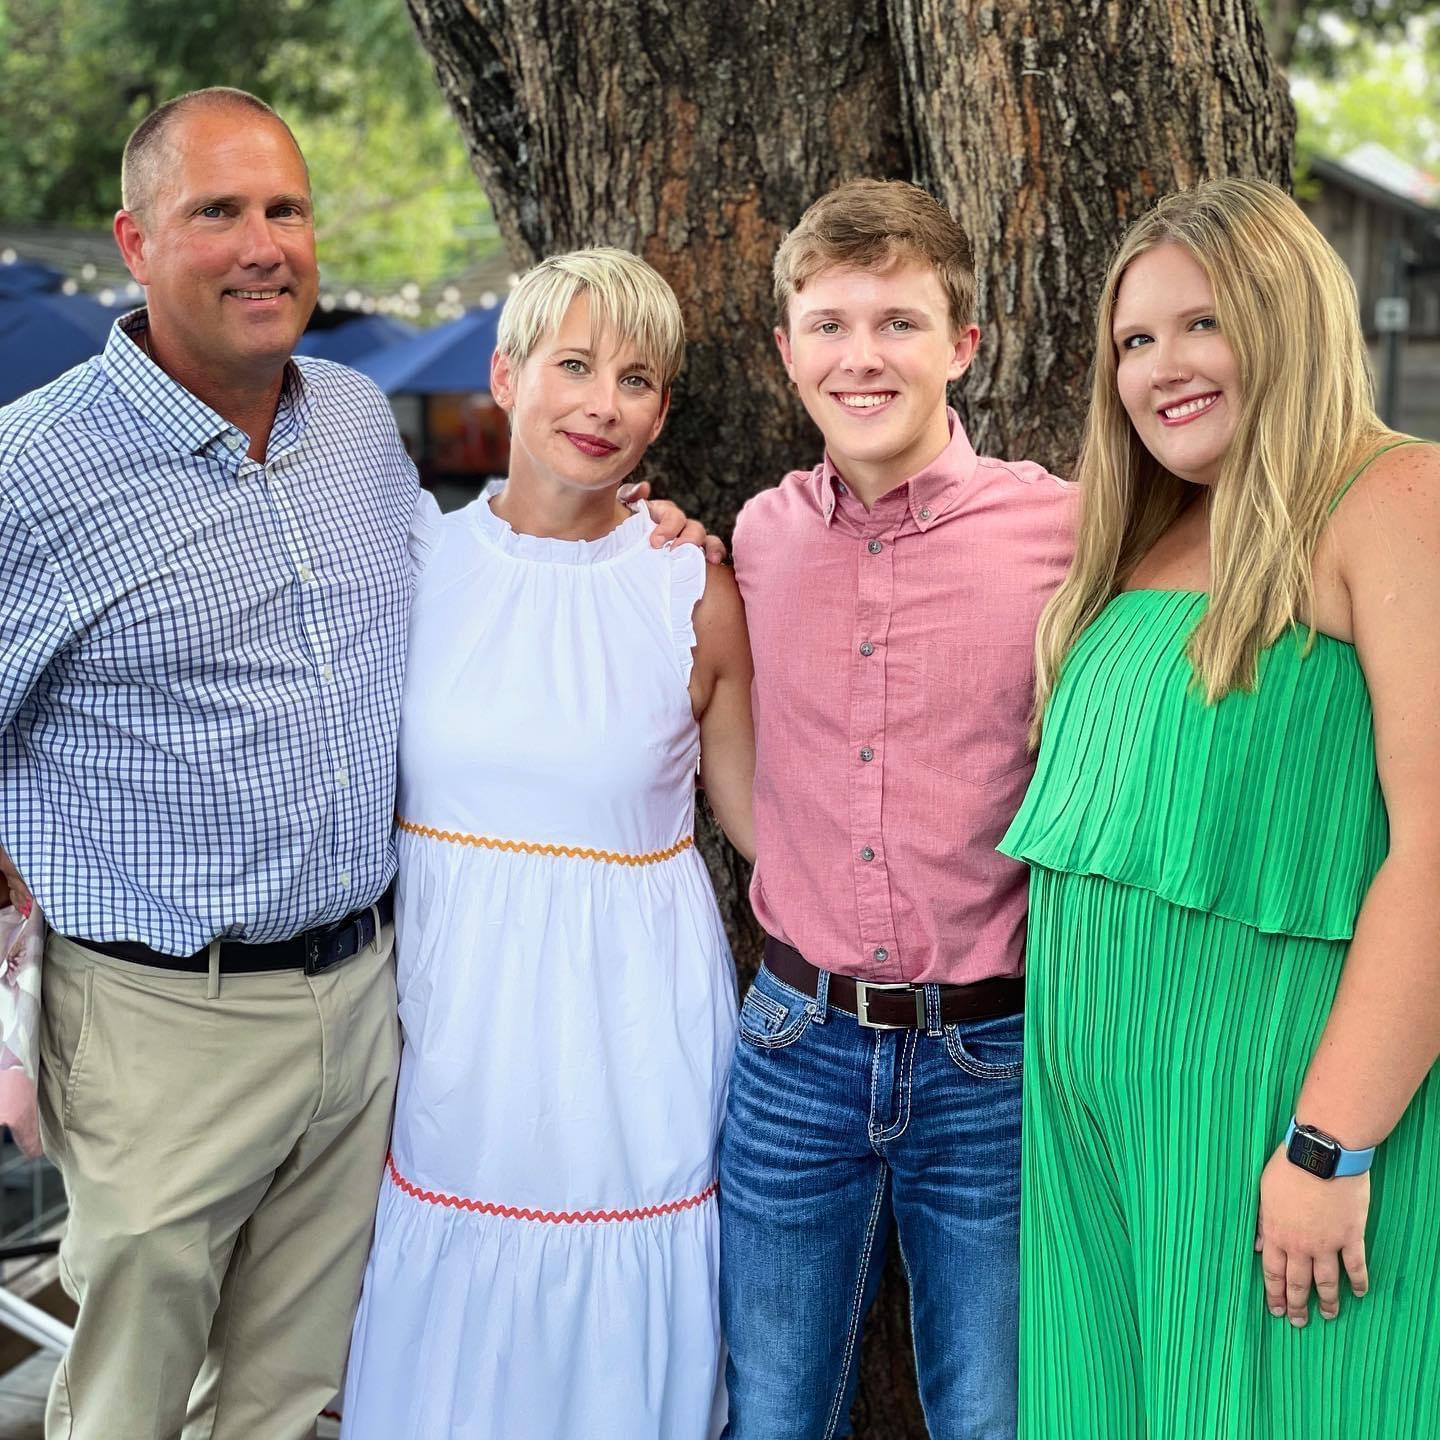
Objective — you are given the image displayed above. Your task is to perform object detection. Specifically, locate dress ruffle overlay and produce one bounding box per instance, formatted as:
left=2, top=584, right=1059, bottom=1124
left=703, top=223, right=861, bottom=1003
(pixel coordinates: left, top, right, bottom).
left=341, top=494, right=737, bottom=1440
left=1000, top=589, right=1440, bottom=1440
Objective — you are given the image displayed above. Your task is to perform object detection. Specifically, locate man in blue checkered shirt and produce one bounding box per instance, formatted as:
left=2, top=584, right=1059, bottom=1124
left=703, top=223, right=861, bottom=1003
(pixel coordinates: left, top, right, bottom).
left=0, top=87, right=706, bottom=1440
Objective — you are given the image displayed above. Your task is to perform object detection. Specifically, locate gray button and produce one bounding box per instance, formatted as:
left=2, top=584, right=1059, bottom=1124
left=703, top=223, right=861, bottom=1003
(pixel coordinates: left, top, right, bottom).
left=859, top=747, right=874, bottom=762
left=873, top=947, right=889, bottom=962
left=919, top=506, right=931, bottom=520
left=867, top=539, right=883, bottom=555
left=859, top=641, right=874, bottom=657
left=860, top=847, right=875, bottom=862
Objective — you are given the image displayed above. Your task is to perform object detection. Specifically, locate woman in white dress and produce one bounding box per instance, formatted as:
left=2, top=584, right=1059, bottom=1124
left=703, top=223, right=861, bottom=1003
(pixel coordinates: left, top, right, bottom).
left=341, top=248, right=754, bottom=1440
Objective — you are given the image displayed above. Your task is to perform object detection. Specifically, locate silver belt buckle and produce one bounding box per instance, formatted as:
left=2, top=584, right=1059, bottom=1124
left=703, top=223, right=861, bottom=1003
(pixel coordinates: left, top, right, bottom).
left=853, top=979, right=926, bottom=1030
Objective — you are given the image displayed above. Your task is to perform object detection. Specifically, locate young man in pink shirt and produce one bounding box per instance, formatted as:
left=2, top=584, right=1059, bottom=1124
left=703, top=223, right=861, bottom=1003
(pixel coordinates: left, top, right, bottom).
left=721, top=180, right=1076, bottom=1438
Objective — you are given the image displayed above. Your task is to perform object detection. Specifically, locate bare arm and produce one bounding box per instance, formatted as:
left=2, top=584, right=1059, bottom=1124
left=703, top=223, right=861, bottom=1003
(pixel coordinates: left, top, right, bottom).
left=688, top=562, right=755, bottom=862
left=1258, top=442, right=1440, bottom=1325
left=1299, top=442, right=1440, bottom=1144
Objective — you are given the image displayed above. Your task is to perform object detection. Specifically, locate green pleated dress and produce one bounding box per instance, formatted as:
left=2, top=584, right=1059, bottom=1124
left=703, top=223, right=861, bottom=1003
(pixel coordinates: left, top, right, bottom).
left=999, top=458, right=1440, bottom=1439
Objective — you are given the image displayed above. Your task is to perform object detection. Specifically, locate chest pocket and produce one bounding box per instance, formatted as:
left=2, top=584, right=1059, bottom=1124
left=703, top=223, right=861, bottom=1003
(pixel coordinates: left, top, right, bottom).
left=915, top=641, right=1035, bottom=785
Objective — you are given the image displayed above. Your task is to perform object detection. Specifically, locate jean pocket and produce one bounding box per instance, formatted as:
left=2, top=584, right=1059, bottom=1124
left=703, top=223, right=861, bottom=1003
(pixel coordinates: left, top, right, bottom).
left=943, top=1011, right=1023, bottom=1080
left=736, top=967, right=815, bottom=1051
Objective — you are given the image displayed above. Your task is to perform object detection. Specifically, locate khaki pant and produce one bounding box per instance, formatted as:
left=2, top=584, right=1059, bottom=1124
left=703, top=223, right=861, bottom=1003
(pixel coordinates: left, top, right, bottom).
left=37, top=927, right=400, bottom=1440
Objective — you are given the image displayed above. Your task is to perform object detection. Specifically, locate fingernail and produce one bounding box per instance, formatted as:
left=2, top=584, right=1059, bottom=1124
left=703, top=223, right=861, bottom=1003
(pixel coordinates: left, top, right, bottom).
left=663, top=540, right=674, bottom=550
left=1290, top=1316, right=1306, bottom=1329
left=1269, top=1306, right=1284, bottom=1317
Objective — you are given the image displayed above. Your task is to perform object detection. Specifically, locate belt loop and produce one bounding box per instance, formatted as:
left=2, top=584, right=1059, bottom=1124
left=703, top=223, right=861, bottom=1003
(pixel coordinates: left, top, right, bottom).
left=206, top=939, right=222, bottom=1000
left=813, top=967, right=830, bottom=1024
left=924, top=983, right=944, bottom=1037
left=369, top=903, right=383, bottom=952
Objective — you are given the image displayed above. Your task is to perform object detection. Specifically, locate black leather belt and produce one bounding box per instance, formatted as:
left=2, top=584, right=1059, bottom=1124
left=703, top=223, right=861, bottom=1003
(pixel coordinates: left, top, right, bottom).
left=763, top=936, right=1023, bottom=1029
left=71, top=887, right=394, bottom=977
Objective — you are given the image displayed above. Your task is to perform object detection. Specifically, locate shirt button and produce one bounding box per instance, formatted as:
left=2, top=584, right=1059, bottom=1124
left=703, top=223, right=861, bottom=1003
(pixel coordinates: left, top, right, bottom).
left=298, top=563, right=314, bottom=583
left=873, top=947, right=889, bottom=963
left=859, top=641, right=874, bottom=657
left=859, top=747, right=874, bottom=762
left=338, top=870, right=351, bottom=888
left=867, top=539, right=883, bottom=555
left=320, top=662, right=334, bottom=682
left=860, top=846, right=875, bottom=862
left=919, top=506, right=932, bottom=520
left=335, top=767, right=349, bottom=788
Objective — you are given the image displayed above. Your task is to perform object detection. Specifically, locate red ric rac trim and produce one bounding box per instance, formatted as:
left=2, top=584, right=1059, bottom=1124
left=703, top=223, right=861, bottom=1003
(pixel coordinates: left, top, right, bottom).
left=386, top=1153, right=717, bottom=1226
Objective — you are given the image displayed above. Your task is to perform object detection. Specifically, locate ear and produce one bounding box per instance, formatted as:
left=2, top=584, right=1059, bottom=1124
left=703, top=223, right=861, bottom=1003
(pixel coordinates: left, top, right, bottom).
left=114, top=210, right=150, bottom=286
left=774, top=325, right=797, bottom=383
left=490, top=348, right=517, bottom=411
left=648, top=386, right=672, bottom=445
left=947, top=323, right=982, bottom=383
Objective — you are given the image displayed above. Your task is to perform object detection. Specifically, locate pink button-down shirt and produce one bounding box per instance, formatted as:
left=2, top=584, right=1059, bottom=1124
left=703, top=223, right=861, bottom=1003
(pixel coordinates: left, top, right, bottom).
left=733, top=412, right=1076, bottom=985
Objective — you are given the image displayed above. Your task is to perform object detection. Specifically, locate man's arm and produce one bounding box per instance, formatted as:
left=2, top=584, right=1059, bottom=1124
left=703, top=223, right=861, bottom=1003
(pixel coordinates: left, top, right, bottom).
left=0, top=487, right=76, bottom=906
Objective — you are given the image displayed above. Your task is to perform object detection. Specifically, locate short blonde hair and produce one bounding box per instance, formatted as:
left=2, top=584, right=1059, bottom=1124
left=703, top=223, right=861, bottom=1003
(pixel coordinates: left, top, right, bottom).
left=497, top=247, right=686, bottom=390
left=773, top=179, right=976, bottom=331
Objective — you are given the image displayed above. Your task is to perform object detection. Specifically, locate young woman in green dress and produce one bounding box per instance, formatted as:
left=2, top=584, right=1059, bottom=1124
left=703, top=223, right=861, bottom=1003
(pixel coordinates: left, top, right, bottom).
left=1001, top=178, right=1440, bottom=1438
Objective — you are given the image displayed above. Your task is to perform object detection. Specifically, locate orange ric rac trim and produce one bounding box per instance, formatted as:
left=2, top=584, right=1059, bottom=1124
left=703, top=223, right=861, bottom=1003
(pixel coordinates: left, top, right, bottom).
left=386, top=1153, right=718, bottom=1226
left=395, top=817, right=693, bottom=867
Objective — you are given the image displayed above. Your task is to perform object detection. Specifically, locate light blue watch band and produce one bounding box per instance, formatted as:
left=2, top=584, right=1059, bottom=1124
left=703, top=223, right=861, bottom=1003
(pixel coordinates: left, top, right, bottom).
left=1285, top=1116, right=1376, bottom=1178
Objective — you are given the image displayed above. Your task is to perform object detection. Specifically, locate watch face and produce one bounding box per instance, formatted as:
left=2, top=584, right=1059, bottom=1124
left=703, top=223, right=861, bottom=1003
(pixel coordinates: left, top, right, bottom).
left=1287, top=1127, right=1340, bottom=1179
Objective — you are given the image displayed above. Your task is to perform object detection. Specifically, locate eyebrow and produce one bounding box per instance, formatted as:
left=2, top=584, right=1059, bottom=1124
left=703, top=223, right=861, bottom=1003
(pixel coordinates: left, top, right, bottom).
left=798, top=306, right=930, bottom=322
left=186, top=192, right=311, bottom=210
left=554, top=345, right=656, bottom=373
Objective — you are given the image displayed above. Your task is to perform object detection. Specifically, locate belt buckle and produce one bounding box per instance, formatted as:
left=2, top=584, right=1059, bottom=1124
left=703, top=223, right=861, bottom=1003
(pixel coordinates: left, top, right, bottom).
left=853, top=979, right=925, bottom=1030
left=303, top=932, right=330, bottom=977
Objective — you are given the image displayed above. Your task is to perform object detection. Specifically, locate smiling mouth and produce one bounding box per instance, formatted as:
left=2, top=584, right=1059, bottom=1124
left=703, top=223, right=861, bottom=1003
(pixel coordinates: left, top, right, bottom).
left=1158, top=393, right=1220, bottom=424
left=225, top=288, right=288, bottom=301
left=563, top=431, right=620, bottom=457
left=832, top=391, right=897, bottom=411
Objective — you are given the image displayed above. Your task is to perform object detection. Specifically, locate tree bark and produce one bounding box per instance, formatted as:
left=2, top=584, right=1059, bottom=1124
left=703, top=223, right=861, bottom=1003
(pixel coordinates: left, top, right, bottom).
left=889, top=0, right=1293, bottom=474
left=405, top=0, right=909, bottom=540
left=405, top=3, right=1294, bottom=1434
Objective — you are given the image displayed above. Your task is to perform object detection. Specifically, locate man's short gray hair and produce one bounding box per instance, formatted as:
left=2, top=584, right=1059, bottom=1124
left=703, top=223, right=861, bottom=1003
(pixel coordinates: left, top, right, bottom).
left=120, top=87, right=306, bottom=216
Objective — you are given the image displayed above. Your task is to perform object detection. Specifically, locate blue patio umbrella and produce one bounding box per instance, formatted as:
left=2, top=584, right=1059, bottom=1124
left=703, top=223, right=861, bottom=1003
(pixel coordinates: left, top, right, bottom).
left=0, top=259, right=67, bottom=298
left=295, top=313, right=417, bottom=365
left=0, top=290, right=120, bottom=406
left=354, top=305, right=502, bottom=395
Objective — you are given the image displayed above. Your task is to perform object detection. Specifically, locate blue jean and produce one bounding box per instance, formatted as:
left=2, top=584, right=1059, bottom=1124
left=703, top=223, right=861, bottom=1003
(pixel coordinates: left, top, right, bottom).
left=719, top=962, right=1022, bottom=1440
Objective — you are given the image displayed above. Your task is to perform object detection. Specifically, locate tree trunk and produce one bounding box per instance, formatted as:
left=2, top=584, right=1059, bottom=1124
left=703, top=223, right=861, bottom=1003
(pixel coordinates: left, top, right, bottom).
left=405, top=0, right=909, bottom=541
left=889, top=0, right=1293, bottom=473
left=405, top=3, right=1293, bottom=1434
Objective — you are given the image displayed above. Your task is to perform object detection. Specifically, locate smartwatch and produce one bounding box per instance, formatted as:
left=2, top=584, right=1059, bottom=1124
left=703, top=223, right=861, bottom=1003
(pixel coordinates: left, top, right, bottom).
left=1284, top=1117, right=1376, bottom=1180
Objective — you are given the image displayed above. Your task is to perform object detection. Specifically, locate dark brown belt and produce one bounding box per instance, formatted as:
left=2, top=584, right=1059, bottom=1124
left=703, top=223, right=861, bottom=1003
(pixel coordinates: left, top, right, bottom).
left=70, top=886, right=394, bottom=977
left=762, top=937, right=1023, bottom=1030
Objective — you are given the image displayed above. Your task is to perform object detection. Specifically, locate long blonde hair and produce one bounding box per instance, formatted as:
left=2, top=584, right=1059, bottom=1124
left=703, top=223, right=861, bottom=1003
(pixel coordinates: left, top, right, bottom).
left=1032, top=178, right=1389, bottom=738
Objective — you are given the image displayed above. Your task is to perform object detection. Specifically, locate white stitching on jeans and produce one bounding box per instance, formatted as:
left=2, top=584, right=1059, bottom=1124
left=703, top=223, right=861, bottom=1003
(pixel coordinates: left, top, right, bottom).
left=823, top=1166, right=890, bottom=1440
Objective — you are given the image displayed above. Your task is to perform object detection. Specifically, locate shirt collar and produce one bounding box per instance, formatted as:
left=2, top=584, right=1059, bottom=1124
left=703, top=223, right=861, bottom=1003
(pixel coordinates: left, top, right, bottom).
left=811, top=408, right=979, bottom=531
left=97, top=308, right=310, bottom=458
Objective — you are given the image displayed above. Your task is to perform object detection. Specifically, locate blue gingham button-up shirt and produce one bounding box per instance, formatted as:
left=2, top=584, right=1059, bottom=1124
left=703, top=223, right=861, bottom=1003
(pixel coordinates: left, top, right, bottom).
left=0, top=312, right=419, bottom=953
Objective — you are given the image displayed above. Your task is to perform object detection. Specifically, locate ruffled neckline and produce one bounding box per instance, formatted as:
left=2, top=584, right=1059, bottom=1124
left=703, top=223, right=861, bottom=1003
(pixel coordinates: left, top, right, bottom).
left=467, top=486, right=653, bottom=566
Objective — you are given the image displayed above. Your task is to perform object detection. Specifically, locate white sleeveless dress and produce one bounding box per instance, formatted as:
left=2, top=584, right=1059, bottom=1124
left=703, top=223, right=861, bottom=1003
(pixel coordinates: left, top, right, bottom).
left=341, top=492, right=736, bottom=1439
